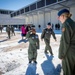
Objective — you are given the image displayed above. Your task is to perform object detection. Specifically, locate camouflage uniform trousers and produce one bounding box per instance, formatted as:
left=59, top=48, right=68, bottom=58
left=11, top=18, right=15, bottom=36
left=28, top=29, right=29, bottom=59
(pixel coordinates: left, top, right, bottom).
left=62, top=50, right=75, bottom=75
left=28, top=48, right=37, bottom=62
left=44, top=38, right=53, bottom=55
left=7, top=31, right=10, bottom=39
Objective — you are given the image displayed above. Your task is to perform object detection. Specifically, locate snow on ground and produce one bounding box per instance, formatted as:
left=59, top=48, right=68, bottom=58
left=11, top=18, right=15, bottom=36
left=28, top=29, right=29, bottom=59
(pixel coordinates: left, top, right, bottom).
left=0, top=31, right=63, bottom=75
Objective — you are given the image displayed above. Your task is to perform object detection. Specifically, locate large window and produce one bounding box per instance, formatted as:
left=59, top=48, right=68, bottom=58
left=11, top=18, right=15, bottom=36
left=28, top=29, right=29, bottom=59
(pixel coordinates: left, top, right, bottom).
left=0, top=10, right=13, bottom=14
left=30, top=3, right=36, bottom=11
left=37, top=0, right=45, bottom=8
left=58, top=0, right=63, bottom=1
left=46, top=0, right=57, bottom=5
left=0, top=10, right=8, bottom=14
left=17, top=11, right=20, bottom=15
left=9, top=11, right=13, bottom=14
left=21, top=9, right=24, bottom=14
left=0, top=11, right=4, bottom=14
left=11, top=14, right=13, bottom=17
left=13, top=12, right=16, bottom=16
left=25, top=6, right=29, bottom=12
left=6, top=11, right=8, bottom=14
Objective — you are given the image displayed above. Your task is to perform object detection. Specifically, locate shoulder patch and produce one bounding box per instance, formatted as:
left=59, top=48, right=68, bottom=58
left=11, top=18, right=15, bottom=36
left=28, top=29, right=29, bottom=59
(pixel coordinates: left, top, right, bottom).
left=62, top=28, right=65, bottom=32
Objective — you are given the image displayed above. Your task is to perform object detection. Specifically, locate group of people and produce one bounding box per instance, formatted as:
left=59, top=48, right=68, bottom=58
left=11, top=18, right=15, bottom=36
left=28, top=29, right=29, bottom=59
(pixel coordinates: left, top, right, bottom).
left=1, top=8, right=75, bottom=75
left=55, top=23, right=60, bottom=30
left=25, top=22, right=56, bottom=64
left=26, top=9, right=75, bottom=75
left=21, top=24, right=31, bottom=40
left=6, top=25, right=15, bottom=39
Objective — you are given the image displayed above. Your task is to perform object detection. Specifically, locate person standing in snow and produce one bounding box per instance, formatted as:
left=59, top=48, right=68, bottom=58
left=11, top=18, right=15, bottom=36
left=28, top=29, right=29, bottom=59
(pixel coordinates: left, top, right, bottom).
left=26, top=28, right=39, bottom=64
left=58, top=9, right=75, bottom=75
left=21, top=25, right=27, bottom=40
left=26, top=24, right=31, bottom=32
left=6, top=25, right=11, bottom=39
left=41, top=22, right=56, bottom=55
left=11, top=26, right=15, bottom=36
left=0, top=25, right=3, bottom=33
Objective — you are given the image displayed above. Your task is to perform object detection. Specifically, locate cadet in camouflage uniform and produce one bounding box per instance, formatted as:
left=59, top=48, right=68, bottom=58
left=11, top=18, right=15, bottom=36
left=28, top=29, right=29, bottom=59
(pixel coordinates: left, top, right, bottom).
left=26, top=28, right=39, bottom=63
left=58, top=9, right=75, bottom=75
left=6, top=25, right=11, bottom=39
left=41, top=23, right=56, bottom=55
left=0, top=25, right=3, bottom=33
left=11, top=26, right=15, bottom=36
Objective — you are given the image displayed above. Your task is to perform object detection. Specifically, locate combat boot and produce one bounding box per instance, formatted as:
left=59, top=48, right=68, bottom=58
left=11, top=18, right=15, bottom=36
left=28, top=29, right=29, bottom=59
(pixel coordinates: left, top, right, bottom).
left=34, top=61, right=37, bottom=64
left=44, top=51, right=48, bottom=54
left=29, top=61, right=32, bottom=63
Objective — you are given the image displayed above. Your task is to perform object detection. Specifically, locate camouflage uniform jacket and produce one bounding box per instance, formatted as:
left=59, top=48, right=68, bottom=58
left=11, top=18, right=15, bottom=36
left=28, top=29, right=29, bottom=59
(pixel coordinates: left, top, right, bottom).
left=26, top=31, right=39, bottom=50
left=59, top=18, right=75, bottom=59
left=41, top=28, right=56, bottom=40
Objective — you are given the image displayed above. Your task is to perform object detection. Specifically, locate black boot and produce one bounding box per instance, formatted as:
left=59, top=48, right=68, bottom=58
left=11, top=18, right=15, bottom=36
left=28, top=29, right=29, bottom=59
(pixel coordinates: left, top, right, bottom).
left=29, top=61, right=32, bottom=63
left=44, top=51, right=48, bottom=54
left=51, top=53, right=53, bottom=56
left=34, top=61, right=37, bottom=64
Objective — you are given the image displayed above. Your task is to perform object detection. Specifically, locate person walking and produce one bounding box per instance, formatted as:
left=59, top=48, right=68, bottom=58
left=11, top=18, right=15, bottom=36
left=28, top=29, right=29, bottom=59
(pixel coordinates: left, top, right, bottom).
left=41, top=22, right=56, bottom=55
left=26, top=28, right=39, bottom=64
left=11, top=26, right=15, bottom=36
left=6, top=25, right=11, bottom=39
left=0, top=25, right=3, bottom=33
left=58, top=9, right=75, bottom=75
left=38, top=25, right=41, bottom=29
left=21, top=25, right=27, bottom=40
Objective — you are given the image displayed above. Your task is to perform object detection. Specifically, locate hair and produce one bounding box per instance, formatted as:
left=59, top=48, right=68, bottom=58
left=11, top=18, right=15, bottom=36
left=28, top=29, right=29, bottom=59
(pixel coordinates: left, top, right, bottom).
left=62, top=12, right=72, bottom=18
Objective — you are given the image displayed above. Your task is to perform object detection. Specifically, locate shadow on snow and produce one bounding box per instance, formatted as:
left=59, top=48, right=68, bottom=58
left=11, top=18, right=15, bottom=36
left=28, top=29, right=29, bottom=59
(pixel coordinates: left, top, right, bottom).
left=25, top=63, right=39, bottom=75
left=0, top=38, right=8, bottom=43
left=18, top=39, right=28, bottom=43
left=41, top=54, right=61, bottom=75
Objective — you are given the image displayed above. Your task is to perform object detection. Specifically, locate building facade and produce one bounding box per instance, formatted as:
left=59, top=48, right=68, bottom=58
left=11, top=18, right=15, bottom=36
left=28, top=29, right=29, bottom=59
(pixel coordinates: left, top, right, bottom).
left=0, top=9, right=25, bottom=28
left=0, top=0, right=75, bottom=31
